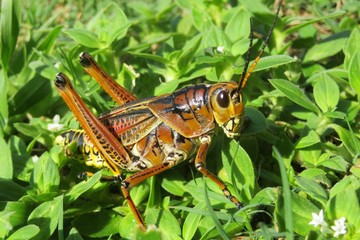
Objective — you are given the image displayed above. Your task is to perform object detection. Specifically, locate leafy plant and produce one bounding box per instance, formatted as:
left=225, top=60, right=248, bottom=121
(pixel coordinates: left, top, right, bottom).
left=1, top=0, right=359, bottom=239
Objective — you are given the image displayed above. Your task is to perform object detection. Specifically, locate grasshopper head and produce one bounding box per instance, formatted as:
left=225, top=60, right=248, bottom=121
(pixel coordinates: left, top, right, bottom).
left=209, top=0, right=281, bottom=137
left=209, top=82, right=244, bottom=138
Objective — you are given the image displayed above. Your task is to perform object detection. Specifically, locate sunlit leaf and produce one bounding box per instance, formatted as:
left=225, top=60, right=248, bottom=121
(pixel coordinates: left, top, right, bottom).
left=269, top=79, right=320, bottom=113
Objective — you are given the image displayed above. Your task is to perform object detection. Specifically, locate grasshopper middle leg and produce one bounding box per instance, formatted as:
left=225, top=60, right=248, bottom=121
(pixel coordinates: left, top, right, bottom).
left=195, top=135, right=242, bottom=208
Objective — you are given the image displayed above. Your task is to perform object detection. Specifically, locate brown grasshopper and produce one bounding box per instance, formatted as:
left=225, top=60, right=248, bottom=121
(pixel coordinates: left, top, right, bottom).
left=55, top=1, right=282, bottom=230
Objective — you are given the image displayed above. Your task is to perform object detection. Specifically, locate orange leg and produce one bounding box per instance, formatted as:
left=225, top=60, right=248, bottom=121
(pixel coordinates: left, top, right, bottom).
left=195, top=136, right=242, bottom=208
left=120, top=161, right=176, bottom=231
left=54, top=73, right=130, bottom=174
left=79, top=52, right=137, bottom=105
left=55, top=73, right=149, bottom=230
left=81, top=161, right=176, bottom=231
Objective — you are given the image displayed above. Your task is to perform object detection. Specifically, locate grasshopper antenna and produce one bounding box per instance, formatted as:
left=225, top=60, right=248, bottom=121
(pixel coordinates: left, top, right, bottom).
left=238, top=18, right=254, bottom=91
left=238, top=0, right=282, bottom=91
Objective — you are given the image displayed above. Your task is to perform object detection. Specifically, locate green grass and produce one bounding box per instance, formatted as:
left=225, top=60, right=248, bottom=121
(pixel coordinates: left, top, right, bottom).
left=1, top=0, right=360, bottom=239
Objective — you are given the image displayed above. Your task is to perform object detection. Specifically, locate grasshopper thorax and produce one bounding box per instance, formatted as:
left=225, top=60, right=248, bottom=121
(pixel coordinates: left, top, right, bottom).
left=209, top=82, right=244, bottom=138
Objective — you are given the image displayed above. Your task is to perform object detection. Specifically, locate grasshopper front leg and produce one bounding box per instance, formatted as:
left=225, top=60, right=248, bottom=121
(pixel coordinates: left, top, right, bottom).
left=54, top=73, right=146, bottom=230
left=195, top=135, right=242, bottom=208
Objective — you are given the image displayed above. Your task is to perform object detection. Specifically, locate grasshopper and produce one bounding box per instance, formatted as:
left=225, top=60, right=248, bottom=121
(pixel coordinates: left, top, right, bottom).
left=55, top=1, right=282, bottom=231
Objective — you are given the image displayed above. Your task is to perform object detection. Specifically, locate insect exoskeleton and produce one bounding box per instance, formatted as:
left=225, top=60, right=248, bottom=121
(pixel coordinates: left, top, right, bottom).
left=207, top=81, right=245, bottom=138
left=55, top=0, right=282, bottom=230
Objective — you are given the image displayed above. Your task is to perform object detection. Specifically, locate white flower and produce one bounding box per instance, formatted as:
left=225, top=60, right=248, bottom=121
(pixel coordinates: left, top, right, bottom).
left=216, top=46, right=225, bottom=53
left=47, top=114, right=64, bottom=131
left=31, top=155, right=39, bottom=163
left=309, top=209, right=328, bottom=233
left=331, top=217, right=347, bottom=237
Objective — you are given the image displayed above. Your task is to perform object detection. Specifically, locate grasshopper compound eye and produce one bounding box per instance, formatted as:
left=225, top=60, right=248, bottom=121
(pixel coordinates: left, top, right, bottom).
left=216, top=90, right=230, bottom=108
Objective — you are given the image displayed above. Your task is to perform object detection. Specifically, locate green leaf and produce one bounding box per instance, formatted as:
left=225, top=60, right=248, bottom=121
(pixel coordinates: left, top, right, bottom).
left=154, top=79, right=179, bottom=96
left=64, top=170, right=102, bottom=203
left=145, top=208, right=181, bottom=238
left=323, top=111, right=346, bottom=119
left=64, top=29, right=101, bottom=48
left=161, top=170, right=186, bottom=197
left=299, top=168, right=331, bottom=188
left=329, top=124, right=360, bottom=157
left=284, top=10, right=345, bottom=35
left=7, top=225, right=40, bottom=240
left=203, top=182, right=229, bottom=240
left=276, top=191, right=318, bottom=236
left=344, top=28, right=360, bottom=70
left=182, top=203, right=205, bottom=240
left=348, top=52, right=360, bottom=99
left=128, top=52, right=169, bottom=64
left=87, top=2, right=130, bottom=46
left=274, top=132, right=295, bottom=168
left=303, top=37, right=347, bottom=63
left=0, top=70, right=9, bottom=135
left=10, top=135, right=33, bottom=182
left=72, top=210, right=122, bottom=238
left=0, top=0, right=21, bottom=71
left=191, top=7, right=212, bottom=32
left=295, top=176, right=328, bottom=205
left=0, top=201, right=33, bottom=238
left=184, top=178, right=231, bottom=206
left=66, top=228, right=85, bottom=240
left=28, top=195, right=63, bottom=240
left=313, top=74, right=339, bottom=112
left=249, top=187, right=277, bottom=206
left=0, top=137, right=12, bottom=179
left=171, top=205, right=242, bottom=222
left=130, top=180, right=150, bottom=206
left=269, top=79, right=320, bottom=114
left=13, top=122, right=53, bottom=148
left=0, top=179, right=26, bottom=201
left=318, top=155, right=348, bottom=172
left=329, top=175, right=358, bottom=198
left=37, top=25, right=62, bottom=54
left=231, top=38, right=250, bottom=56
left=221, top=139, right=255, bottom=202
left=118, top=212, right=140, bottom=238
left=10, top=75, right=52, bottom=115
left=243, top=107, right=267, bottom=135
left=350, top=163, right=360, bottom=179
left=298, top=144, right=322, bottom=167
left=296, top=130, right=320, bottom=149
left=177, top=35, right=202, bottom=72
left=30, top=53, right=60, bottom=80
left=249, top=55, right=297, bottom=73
left=273, top=147, right=294, bottom=239
left=202, top=25, right=230, bottom=50
left=133, top=228, right=166, bottom=240
left=30, top=152, right=60, bottom=194
left=327, top=176, right=360, bottom=230
left=225, top=9, right=250, bottom=43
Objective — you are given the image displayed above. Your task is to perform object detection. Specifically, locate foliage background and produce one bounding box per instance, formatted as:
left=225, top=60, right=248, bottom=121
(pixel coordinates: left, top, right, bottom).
left=0, top=0, right=359, bottom=239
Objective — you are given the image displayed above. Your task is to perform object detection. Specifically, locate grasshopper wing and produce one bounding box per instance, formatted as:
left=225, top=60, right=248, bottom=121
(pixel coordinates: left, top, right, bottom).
left=147, top=85, right=214, bottom=138
left=99, top=100, right=162, bottom=146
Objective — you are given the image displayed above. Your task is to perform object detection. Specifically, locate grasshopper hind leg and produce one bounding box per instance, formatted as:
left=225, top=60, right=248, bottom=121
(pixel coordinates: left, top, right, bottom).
left=79, top=52, right=137, bottom=105
left=54, top=73, right=148, bottom=230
